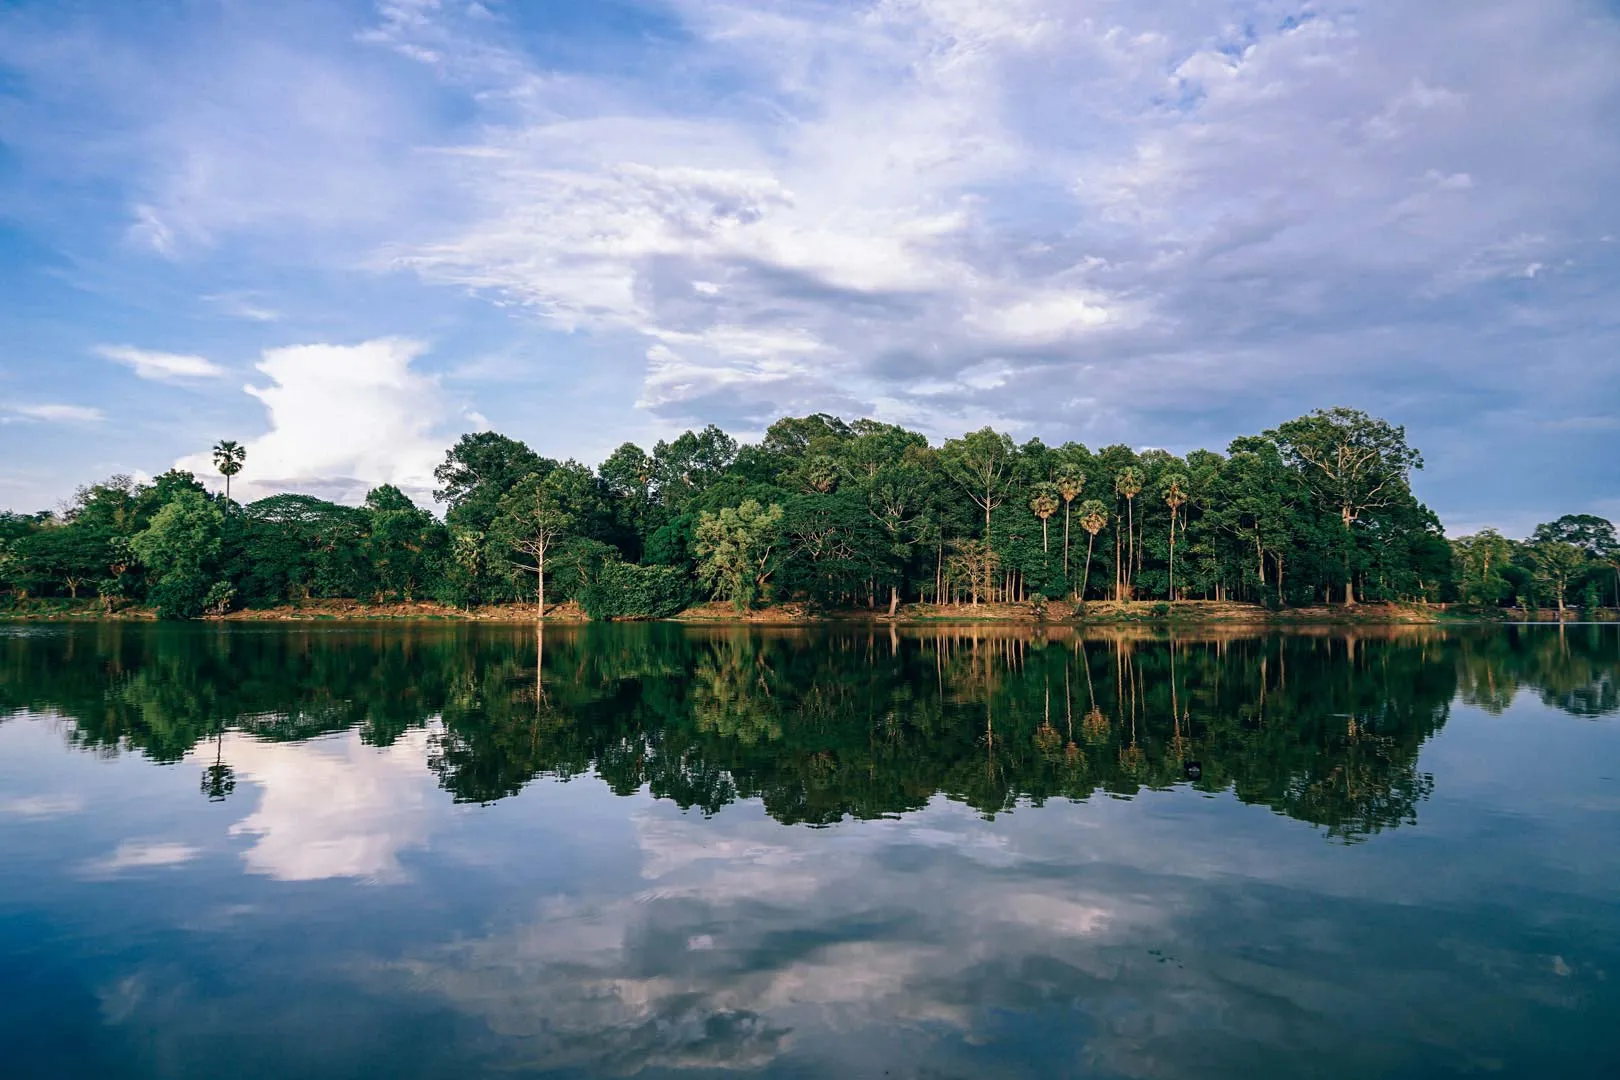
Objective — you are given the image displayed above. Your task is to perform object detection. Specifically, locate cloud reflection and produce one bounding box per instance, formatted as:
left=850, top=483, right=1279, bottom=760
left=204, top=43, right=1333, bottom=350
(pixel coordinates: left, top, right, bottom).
left=225, top=726, right=441, bottom=883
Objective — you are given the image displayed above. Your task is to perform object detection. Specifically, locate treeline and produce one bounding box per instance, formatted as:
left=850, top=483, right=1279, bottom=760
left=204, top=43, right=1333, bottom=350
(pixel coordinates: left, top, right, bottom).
left=0, top=406, right=1613, bottom=618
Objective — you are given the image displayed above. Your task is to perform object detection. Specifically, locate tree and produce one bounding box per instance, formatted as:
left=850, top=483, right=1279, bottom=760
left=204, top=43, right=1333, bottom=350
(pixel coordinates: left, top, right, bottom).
left=852, top=443, right=931, bottom=614
left=1533, top=515, right=1619, bottom=607
left=491, top=473, right=575, bottom=619
left=1076, top=500, right=1108, bottom=602
left=434, top=432, right=546, bottom=528
left=1528, top=540, right=1585, bottom=618
left=129, top=489, right=225, bottom=619
left=1451, top=529, right=1516, bottom=607
left=1029, top=484, right=1060, bottom=554
left=1213, top=438, right=1300, bottom=604
left=364, top=485, right=445, bottom=602
left=1054, top=465, right=1086, bottom=577
left=1162, top=474, right=1188, bottom=602
left=946, top=538, right=998, bottom=606
left=1268, top=409, right=1423, bottom=605
left=941, top=428, right=1017, bottom=539
left=653, top=425, right=739, bottom=505
left=212, top=441, right=246, bottom=502
left=1114, top=467, right=1143, bottom=597
left=694, top=499, right=784, bottom=611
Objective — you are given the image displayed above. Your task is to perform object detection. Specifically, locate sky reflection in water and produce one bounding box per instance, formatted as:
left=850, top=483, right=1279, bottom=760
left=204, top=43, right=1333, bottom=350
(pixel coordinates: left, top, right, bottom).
left=0, top=623, right=1617, bottom=1079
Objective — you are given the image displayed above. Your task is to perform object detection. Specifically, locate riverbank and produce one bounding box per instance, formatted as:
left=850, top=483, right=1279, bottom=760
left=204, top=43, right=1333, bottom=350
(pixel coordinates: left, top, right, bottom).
left=5, top=596, right=1610, bottom=625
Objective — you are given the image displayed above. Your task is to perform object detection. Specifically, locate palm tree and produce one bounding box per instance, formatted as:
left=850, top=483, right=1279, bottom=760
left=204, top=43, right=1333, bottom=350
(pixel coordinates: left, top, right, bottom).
left=1162, top=474, right=1188, bottom=601
left=1054, top=465, right=1086, bottom=576
left=1114, top=467, right=1142, bottom=596
left=1077, top=499, right=1108, bottom=602
left=212, top=440, right=246, bottom=501
left=1029, top=483, right=1060, bottom=553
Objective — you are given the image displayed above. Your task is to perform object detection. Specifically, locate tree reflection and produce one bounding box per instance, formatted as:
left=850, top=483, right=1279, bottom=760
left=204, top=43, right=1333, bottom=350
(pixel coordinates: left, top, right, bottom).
left=2, top=622, right=1615, bottom=840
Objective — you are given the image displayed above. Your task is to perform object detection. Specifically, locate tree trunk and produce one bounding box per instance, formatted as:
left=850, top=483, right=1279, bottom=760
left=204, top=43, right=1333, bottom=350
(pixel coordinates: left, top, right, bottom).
left=537, top=546, right=546, bottom=620
left=1341, top=508, right=1356, bottom=607
left=1127, top=498, right=1135, bottom=590
left=1114, top=523, right=1123, bottom=601
left=1168, top=520, right=1176, bottom=603
left=888, top=585, right=899, bottom=617
left=1081, top=534, right=1095, bottom=602
left=1042, top=518, right=1049, bottom=552
left=1063, top=503, right=1071, bottom=577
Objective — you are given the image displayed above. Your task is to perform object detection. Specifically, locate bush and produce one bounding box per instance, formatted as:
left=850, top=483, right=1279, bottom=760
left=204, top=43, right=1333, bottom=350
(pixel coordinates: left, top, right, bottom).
left=580, top=560, right=693, bottom=620
left=148, top=573, right=212, bottom=620
left=1150, top=601, right=1171, bottom=618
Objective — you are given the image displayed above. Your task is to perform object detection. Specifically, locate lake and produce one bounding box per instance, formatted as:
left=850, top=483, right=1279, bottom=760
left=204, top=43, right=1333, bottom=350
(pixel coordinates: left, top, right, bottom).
left=1, top=621, right=1616, bottom=1079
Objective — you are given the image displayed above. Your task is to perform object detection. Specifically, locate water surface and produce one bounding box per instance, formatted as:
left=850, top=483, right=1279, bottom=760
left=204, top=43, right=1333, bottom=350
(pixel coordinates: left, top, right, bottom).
left=1, top=622, right=1617, bottom=1079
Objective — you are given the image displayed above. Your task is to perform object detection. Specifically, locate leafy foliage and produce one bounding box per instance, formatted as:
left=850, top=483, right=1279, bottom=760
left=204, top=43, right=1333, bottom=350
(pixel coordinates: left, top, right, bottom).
left=5, top=407, right=1608, bottom=619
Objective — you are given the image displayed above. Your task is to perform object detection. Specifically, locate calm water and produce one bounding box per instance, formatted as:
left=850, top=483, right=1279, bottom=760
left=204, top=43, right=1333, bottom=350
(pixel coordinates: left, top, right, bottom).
left=1, top=622, right=1617, bottom=1079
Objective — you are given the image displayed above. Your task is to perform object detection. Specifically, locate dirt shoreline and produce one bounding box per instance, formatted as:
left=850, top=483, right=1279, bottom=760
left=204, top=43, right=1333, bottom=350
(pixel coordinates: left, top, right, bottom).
left=4, top=598, right=1609, bottom=625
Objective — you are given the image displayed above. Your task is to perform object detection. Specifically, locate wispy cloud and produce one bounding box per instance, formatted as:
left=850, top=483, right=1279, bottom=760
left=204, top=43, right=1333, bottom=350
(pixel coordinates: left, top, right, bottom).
left=0, top=793, right=85, bottom=818
left=362, top=0, right=1620, bottom=440
left=97, top=345, right=224, bottom=381
left=7, top=404, right=105, bottom=423
left=81, top=840, right=201, bottom=878
left=202, top=293, right=282, bottom=323
left=0, top=0, right=1615, bottom=519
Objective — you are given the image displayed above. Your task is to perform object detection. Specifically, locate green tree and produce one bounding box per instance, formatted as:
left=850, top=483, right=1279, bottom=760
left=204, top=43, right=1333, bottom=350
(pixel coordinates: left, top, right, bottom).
left=129, top=489, right=225, bottom=618
left=694, top=499, right=784, bottom=611
left=1528, top=539, right=1585, bottom=618
left=363, top=485, right=445, bottom=602
left=1054, top=464, right=1086, bottom=577
left=1268, top=408, right=1423, bottom=606
left=1162, top=473, right=1188, bottom=601
left=1451, top=529, right=1516, bottom=607
left=1114, top=467, right=1143, bottom=597
left=1029, top=483, right=1060, bottom=554
left=212, top=440, right=246, bottom=501
left=941, top=428, right=1017, bottom=540
left=1533, top=515, right=1618, bottom=607
left=491, top=473, right=575, bottom=619
left=1076, top=499, right=1109, bottom=601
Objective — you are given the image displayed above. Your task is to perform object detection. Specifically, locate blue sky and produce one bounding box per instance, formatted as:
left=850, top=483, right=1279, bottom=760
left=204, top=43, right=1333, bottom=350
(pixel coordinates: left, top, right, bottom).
left=1, top=0, right=1617, bottom=535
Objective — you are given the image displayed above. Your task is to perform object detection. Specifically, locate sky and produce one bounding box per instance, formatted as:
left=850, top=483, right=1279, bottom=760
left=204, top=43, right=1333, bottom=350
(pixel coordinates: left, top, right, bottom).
left=0, top=0, right=1616, bottom=535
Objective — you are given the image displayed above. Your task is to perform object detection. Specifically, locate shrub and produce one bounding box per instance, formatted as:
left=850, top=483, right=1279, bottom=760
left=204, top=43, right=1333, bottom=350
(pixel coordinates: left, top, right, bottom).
left=1151, top=601, right=1171, bottom=618
left=580, top=560, right=693, bottom=620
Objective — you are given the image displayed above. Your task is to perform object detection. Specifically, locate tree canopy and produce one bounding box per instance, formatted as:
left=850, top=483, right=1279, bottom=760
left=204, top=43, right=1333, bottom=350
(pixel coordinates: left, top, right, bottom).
left=1, top=407, right=1607, bottom=619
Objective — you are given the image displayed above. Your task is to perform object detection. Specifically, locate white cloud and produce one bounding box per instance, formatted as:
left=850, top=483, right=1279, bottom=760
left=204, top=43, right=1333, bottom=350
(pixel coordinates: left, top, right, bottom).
left=202, top=293, right=282, bottom=322
left=350, top=0, right=1620, bottom=440
left=97, top=344, right=225, bottom=381
left=0, top=793, right=85, bottom=818
left=8, top=404, right=104, bottom=423
left=1, top=0, right=1616, bottom=516
left=82, top=840, right=201, bottom=878
left=175, top=338, right=459, bottom=506
left=223, top=727, right=440, bottom=882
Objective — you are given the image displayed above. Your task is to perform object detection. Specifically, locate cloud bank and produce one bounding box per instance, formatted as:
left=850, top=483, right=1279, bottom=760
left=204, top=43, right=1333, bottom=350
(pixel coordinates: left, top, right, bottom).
left=176, top=339, right=463, bottom=506
left=0, top=0, right=1616, bottom=522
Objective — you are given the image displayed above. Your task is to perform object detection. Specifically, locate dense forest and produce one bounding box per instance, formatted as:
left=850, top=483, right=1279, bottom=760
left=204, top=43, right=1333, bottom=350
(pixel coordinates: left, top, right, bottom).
left=1, top=407, right=1615, bottom=619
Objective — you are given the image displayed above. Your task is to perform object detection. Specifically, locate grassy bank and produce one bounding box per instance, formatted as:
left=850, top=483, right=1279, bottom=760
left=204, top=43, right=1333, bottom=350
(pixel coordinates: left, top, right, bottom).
left=7, top=596, right=1610, bottom=625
